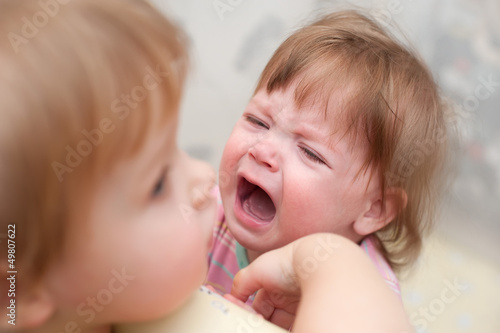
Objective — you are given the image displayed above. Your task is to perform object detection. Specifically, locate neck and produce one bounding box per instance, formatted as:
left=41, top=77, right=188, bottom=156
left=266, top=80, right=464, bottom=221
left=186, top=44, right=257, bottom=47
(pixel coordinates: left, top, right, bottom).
left=246, top=248, right=261, bottom=263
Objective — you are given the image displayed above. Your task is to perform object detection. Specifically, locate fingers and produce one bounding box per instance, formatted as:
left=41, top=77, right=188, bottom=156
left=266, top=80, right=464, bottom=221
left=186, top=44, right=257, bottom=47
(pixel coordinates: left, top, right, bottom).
left=252, top=290, right=276, bottom=319
left=252, top=289, right=299, bottom=330
left=222, top=293, right=257, bottom=314
left=269, top=309, right=295, bottom=331
left=232, top=246, right=296, bottom=301
left=231, top=265, right=264, bottom=302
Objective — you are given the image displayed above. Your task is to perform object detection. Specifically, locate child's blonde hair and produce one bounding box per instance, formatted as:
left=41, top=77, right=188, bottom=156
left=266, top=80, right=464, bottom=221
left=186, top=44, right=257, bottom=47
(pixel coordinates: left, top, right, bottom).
left=255, top=10, right=452, bottom=271
left=0, top=0, right=187, bottom=289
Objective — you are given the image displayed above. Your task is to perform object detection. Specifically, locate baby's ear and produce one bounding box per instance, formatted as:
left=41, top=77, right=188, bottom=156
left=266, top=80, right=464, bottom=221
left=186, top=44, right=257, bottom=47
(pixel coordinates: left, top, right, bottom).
left=0, top=277, right=55, bottom=330
left=353, top=188, right=407, bottom=236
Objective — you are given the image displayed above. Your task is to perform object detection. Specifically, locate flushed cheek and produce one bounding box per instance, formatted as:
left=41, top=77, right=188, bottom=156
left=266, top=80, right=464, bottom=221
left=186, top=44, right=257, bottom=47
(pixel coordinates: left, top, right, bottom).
left=220, top=154, right=242, bottom=193
left=220, top=148, right=238, bottom=179
left=278, top=205, right=323, bottom=236
left=218, top=162, right=237, bottom=197
left=278, top=198, right=319, bottom=233
left=125, top=242, right=206, bottom=316
left=225, top=129, right=254, bottom=160
left=280, top=185, right=343, bottom=231
left=107, top=270, right=191, bottom=322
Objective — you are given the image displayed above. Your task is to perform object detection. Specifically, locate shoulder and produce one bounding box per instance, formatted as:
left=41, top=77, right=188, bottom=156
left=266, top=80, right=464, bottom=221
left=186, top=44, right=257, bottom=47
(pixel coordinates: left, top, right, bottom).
left=360, top=235, right=401, bottom=295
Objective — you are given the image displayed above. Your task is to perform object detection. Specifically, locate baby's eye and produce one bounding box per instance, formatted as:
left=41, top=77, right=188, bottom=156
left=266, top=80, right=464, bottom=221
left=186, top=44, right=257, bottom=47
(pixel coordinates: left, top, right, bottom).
left=300, top=147, right=326, bottom=165
left=151, top=169, right=167, bottom=198
left=245, top=115, right=269, bottom=129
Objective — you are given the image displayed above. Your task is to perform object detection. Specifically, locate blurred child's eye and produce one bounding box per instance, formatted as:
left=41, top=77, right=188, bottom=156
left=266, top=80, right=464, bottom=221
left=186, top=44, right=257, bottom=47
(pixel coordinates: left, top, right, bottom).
left=152, top=169, right=167, bottom=198
left=245, top=115, right=269, bottom=129
left=300, top=146, right=326, bottom=165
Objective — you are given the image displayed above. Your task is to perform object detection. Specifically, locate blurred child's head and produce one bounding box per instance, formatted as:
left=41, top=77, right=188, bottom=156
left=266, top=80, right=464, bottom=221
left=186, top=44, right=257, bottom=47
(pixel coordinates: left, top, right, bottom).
left=0, top=0, right=216, bottom=331
left=220, top=10, right=450, bottom=269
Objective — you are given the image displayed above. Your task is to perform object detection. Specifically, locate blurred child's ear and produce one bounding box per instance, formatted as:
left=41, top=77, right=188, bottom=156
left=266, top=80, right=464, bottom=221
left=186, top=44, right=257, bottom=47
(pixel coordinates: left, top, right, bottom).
left=0, top=281, right=55, bottom=330
left=353, top=188, right=407, bottom=236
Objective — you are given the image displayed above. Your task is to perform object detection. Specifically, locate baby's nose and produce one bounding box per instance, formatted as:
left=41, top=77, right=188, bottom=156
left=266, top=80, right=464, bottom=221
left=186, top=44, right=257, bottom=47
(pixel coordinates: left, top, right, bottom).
left=248, top=140, right=278, bottom=172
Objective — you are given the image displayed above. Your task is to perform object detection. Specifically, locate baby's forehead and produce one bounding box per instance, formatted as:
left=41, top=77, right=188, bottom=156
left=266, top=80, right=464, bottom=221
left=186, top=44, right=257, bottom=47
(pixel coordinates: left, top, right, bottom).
left=252, top=84, right=366, bottom=152
left=255, top=75, right=354, bottom=111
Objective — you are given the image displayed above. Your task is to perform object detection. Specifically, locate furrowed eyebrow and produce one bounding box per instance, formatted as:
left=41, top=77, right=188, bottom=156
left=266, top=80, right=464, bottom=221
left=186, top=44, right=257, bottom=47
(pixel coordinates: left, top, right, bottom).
left=248, top=98, right=271, bottom=113
left=295, top=123, right=322, bottom=142
left=295, top=124, right=341, bottom=155
left=294, top=124, right=316, bottom=141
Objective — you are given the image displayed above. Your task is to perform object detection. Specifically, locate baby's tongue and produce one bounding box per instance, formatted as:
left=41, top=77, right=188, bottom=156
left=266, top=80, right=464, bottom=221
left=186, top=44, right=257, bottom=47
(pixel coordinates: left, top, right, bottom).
left=243, top=187, right=275, bottom=221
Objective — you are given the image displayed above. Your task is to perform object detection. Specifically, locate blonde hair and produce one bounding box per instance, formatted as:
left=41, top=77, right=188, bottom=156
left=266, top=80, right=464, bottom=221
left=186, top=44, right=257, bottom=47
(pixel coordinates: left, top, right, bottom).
left=0, top=0, right=187, bottom=287
left=256, top=10, right=453, bottom=271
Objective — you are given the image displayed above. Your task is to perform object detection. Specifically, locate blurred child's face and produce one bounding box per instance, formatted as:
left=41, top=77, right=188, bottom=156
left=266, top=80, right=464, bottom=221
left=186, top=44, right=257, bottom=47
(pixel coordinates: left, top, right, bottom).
left=220, top=85, right=381, bottom=257
left=43, top=116, right=217, bottom=328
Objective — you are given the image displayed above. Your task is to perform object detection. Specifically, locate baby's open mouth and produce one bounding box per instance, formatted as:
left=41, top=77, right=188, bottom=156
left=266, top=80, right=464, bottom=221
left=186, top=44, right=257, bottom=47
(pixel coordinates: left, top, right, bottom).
left=237, top=177, right=276, bottom=222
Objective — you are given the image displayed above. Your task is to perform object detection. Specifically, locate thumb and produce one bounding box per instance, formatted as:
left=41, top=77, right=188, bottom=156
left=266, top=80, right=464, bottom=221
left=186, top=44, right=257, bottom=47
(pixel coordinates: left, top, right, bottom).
left=231, top=245, right=295, bottom=302
left=231, top=266, right=263, bottom=302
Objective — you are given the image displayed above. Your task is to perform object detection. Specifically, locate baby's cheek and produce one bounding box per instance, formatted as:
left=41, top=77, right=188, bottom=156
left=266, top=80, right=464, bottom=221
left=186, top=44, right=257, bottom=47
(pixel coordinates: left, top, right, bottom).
left=220, top=147, right=238, bottom=174
left=230, top=130, right=254, bottom=156
left=281, top=196, right=339, bottom=236
left=279, top=206, right=315, bottom=236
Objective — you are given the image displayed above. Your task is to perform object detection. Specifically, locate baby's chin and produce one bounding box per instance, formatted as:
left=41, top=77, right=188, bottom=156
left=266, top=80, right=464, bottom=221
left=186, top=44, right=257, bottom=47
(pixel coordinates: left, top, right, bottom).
left=149, top=265, right=208, bottom=321
left=227, top=218, right=286, bottom=252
